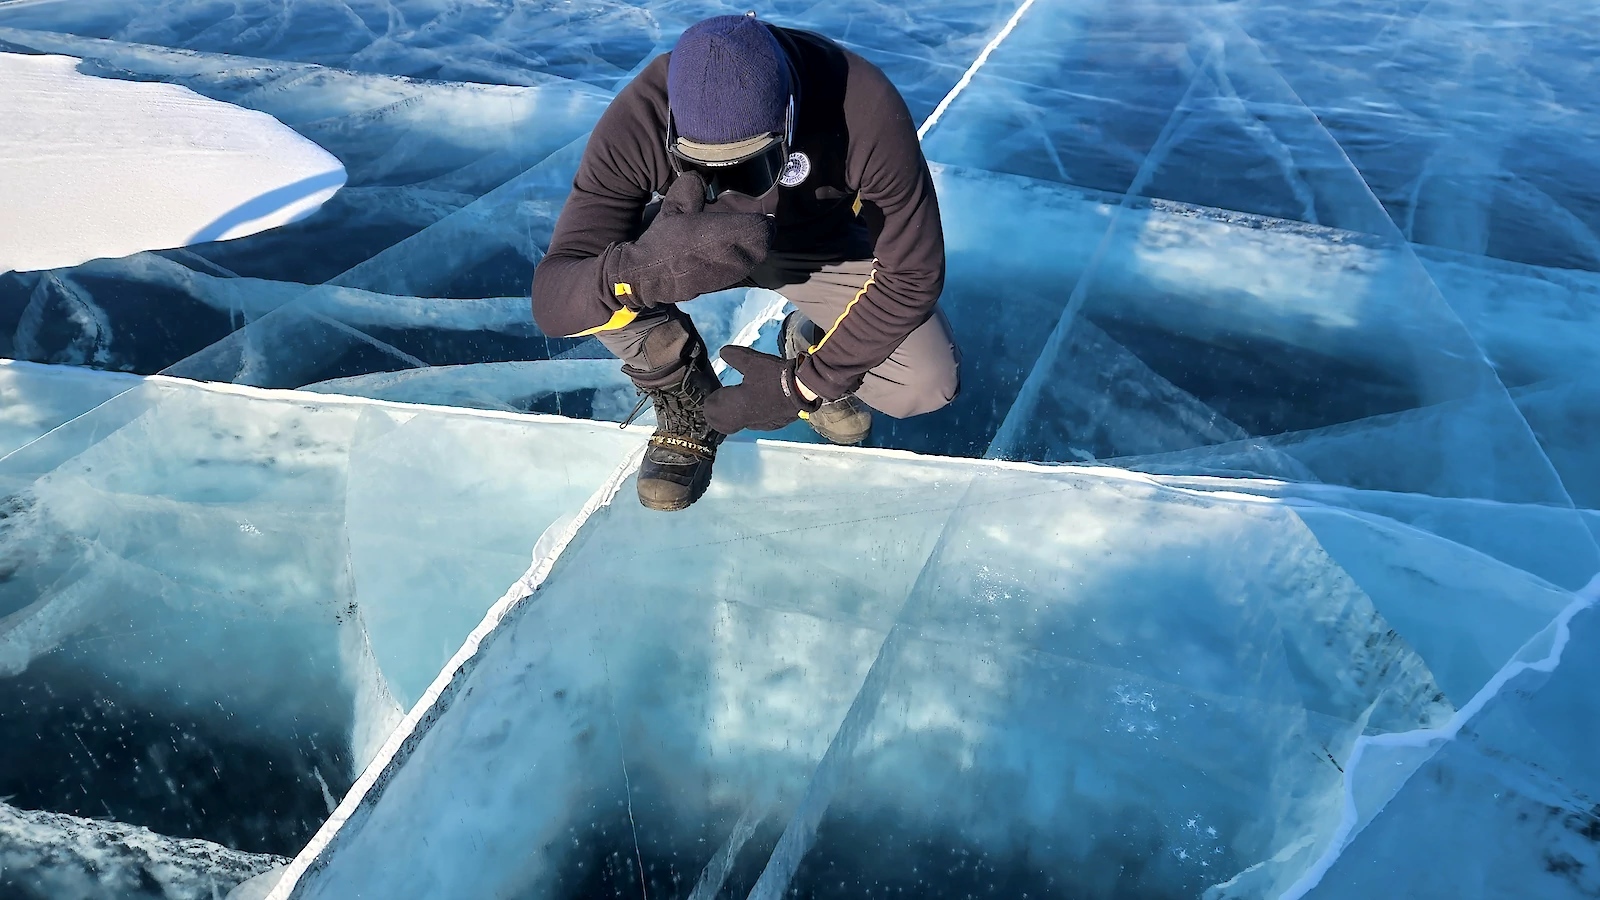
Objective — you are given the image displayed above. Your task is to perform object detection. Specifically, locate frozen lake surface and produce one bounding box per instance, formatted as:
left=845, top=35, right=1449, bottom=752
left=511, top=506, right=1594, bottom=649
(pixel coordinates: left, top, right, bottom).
left=0, top=0, right=1596, bottom=897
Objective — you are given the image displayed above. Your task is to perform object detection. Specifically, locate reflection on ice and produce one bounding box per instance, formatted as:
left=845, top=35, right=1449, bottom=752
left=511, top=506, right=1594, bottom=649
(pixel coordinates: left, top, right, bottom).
left=0, top=362, right=140, bottom=457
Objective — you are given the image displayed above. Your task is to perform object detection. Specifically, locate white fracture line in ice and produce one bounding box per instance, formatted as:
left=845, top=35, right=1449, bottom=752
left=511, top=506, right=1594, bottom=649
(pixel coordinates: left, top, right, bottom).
left=917, top=0, right=1040, bottom=141
left=261, top=442, right=647, bottom=900
left=716, top=292, right=791, bottom=377
left=984, top=45, right=1219, bottom=460
left=1277, top=569, right=1600, bottom=900
left=258, top=295, right=786, bottom=900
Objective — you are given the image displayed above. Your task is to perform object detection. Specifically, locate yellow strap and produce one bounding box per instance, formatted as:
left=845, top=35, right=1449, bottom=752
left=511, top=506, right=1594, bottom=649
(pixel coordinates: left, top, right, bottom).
left=569, top=305, right=638, bottom=337
left=807, top=265, right=876, bottom=355
left=805, top=197, right=865, bottom=356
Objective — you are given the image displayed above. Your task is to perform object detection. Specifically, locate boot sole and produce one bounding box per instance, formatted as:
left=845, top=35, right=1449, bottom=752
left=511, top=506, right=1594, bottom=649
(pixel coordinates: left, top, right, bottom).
left=784, top=312, right=872, bottom=446
left=638, top=477, right=709, bottom=512
left=642, top=498, right=692, bottom=512
left=637, top=445, right=719, bottom=512
left=808, top=411, right=871, bottom=445
left=815, top=427, right=870, bottom=446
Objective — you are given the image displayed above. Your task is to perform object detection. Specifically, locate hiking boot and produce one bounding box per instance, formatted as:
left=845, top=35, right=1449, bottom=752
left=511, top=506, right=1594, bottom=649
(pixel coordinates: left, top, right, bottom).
left=781, top=311, right=873, bottom=446
left=624, top=349, right=724, bottom=511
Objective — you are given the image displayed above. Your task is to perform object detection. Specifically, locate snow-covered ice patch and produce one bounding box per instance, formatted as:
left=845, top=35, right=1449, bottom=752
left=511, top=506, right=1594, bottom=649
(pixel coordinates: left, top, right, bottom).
left=0, top=53, right=344, bottom=274
left=0, top=801, right=287, bottom=900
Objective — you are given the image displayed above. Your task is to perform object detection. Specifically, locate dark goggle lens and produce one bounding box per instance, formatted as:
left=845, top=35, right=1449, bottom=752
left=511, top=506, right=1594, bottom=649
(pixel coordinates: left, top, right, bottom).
left=680, top=142, right=785, bottom=199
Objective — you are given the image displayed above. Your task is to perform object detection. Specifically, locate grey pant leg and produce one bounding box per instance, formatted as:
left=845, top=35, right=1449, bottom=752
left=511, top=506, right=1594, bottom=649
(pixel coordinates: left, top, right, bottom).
left=776, top=257, right=961, bottom=419
left=589, top=197, right=711, bottom=388
left=593, top=305, right=705, bottom=388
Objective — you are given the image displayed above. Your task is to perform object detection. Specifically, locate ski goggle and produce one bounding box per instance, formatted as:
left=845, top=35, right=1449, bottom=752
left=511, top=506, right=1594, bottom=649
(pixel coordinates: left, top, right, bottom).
left=667, top=96, right=794, bottom=200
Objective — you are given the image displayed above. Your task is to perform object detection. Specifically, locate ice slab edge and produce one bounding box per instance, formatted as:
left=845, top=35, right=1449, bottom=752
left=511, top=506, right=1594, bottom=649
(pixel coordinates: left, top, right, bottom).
left=260, top=258, right=782, bottom=900
left=260, top=443, right=648, bottom=900
left=1274, top=570, right=1600, bottom=900
left=263, top=435, right=1600, bottom=900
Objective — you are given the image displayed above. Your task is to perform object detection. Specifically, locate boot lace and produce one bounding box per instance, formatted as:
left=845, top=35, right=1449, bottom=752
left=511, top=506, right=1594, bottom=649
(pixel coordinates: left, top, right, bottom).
left=620, top=378, right=709, bottom=439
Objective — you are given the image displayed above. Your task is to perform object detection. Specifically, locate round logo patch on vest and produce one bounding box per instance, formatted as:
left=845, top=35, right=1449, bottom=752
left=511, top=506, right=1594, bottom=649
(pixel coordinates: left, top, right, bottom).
left=778, top=151, right=811, bottom=188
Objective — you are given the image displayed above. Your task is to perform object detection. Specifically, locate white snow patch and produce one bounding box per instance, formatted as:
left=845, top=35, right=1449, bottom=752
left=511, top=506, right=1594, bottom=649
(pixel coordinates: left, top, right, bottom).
left=0, top=52, right=344, bottom=274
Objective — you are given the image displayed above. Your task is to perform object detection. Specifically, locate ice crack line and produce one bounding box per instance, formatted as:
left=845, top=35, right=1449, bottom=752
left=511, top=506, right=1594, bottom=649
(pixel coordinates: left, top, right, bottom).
left=1278, top=568, right=1600, bottom=899
left=744, top=630, right=909, bottom=900
left=261, top=443, right=646, bottom=900
left=605, top=656, right=649, bottom=900
left=985, top=42, right=1222, bottom=459
left=262, top=290, right=786, bottom=900
left=917, top=0, right=1040, bottom=140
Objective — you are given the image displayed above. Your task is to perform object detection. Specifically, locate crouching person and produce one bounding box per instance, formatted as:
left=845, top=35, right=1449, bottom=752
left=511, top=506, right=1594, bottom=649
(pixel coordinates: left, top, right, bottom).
left=532, top=14, right=960, bottom=511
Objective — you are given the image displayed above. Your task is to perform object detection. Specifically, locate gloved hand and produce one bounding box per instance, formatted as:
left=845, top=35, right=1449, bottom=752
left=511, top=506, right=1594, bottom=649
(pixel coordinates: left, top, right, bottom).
left=603, top=171, right=773, bottom=309
left=705, top=345, right=822, bottom=434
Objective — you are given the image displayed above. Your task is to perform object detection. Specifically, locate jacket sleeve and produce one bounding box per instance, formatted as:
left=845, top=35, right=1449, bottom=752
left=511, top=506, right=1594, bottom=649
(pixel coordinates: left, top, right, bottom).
left=796, top=57, right=946, bottom=400
left=531, top=75, right=667, bottom=338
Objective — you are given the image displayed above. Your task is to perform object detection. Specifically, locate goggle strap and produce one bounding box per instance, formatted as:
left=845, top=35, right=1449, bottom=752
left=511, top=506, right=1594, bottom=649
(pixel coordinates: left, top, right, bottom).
left=665, top=96, right=794, bottom=168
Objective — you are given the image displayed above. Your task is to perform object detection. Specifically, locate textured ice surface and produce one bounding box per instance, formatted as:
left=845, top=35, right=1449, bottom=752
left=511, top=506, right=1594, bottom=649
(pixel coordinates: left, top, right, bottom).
left=0, top=801, right=287, bottom=900
left=0, top=0, right=1598, bottom=895
left=0, top=361, right=140, bottom=456
left=285, top=446, right=1594, bottom=900
left=3, top=0, right=1596, bottom=489
left=1303, top=588, right=1600, bottom=900
left=0, top=52, right=343, bottom=274
left=0, top=366, right=641, bottom=893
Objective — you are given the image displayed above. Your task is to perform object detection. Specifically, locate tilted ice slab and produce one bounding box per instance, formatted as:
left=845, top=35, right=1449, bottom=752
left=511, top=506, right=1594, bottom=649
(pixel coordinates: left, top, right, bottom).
left=0, top=360, right=141, bottom=457
left=0, top=366, right=644, bottom=894
left=10, top=158, right=1595, bottom=436
left=275, top=439, right=1596, bottom=900
left=0, top=364, right=1592, bottom=898
left=924, top=165, right=1600, bottom=504
left=915, top=0, right=1600, bottom=273
left=2, top=45, right=1593, bottom=479
left=9, top=159, right=1588, bottom=477
left=0, top=52, right=343, bottom=274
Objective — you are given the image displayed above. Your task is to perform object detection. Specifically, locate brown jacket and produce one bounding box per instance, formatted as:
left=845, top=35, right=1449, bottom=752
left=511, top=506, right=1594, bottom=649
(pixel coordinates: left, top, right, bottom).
left=531, top=25, right=945, bottom=400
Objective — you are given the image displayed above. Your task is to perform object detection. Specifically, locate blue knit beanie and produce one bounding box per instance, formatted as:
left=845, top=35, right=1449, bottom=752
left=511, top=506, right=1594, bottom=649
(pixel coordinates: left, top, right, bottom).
left=668, top=15, right=791, bottom=146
